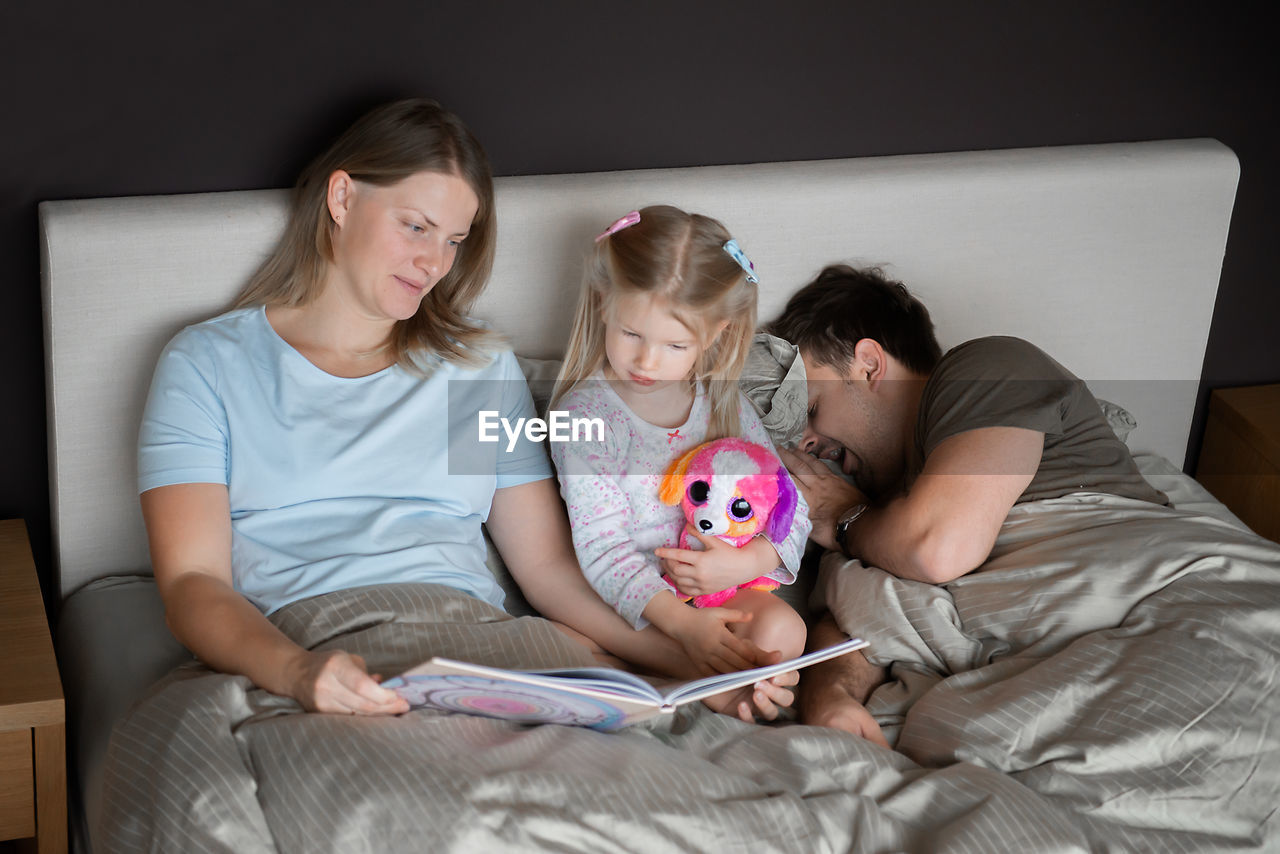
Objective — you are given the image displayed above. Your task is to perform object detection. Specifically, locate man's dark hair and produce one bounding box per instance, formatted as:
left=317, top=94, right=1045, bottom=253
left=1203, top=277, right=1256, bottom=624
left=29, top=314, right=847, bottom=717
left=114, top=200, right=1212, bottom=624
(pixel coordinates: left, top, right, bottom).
left=768, top=264, right=942, bottom=375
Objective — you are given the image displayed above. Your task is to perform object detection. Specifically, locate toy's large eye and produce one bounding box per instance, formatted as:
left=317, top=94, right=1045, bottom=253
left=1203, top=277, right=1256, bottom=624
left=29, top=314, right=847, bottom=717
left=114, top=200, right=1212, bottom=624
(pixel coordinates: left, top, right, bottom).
left=688, top=481, right=710, bottom=505
left=729, top=498, right=753, bottom=521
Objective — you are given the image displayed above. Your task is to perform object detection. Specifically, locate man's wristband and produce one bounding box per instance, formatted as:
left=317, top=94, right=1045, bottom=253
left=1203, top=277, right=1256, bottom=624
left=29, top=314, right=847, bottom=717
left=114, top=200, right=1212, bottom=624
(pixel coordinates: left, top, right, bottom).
left=833, top=503, right=869, bottom=557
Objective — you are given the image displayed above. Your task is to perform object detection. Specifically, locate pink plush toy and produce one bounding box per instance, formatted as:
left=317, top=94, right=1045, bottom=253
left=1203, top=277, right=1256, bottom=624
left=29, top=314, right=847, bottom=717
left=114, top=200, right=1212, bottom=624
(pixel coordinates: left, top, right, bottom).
left=658, top=437, right=800, bottom=608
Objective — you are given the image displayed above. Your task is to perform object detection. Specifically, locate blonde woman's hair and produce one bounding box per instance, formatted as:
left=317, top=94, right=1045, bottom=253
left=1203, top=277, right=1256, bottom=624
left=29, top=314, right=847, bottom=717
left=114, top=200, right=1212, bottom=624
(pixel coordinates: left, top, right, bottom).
left=234, top=98, right=498, bottom=370
left=553, top=204, right=757, bottom=438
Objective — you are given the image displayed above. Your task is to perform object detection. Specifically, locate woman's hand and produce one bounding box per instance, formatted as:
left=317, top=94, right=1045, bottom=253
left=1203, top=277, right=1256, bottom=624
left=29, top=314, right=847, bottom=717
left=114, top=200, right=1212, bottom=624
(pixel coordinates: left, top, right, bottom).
left=282, top=648, right=410, bottom=716
left=656, top=530, right=778, bottom=596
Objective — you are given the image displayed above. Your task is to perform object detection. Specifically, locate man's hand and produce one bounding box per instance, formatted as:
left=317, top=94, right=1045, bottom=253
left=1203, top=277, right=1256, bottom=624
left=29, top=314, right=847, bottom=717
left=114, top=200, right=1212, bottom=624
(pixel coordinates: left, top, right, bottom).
left=656, top=529, right=777, bottom=596
left=778, top=446, right=870, bottom=551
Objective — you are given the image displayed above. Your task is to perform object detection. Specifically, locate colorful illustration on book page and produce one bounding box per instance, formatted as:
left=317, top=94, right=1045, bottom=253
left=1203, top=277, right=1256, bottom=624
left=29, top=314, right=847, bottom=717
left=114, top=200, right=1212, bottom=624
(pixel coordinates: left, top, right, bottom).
left=396, top=674, right=628, bottom=730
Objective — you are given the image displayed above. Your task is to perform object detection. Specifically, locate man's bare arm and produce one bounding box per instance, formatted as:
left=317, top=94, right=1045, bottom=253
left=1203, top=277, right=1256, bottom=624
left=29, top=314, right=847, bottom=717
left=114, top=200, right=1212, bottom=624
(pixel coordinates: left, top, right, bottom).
left=785, top=426, right=1042, bottom=584
left=847, top=427, right=1041, bottom=582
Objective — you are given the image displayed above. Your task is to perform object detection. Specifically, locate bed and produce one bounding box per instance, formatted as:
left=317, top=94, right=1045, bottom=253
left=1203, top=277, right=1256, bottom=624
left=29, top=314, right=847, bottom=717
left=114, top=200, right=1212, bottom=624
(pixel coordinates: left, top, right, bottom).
left=40, top=140, right=1280, bottom=852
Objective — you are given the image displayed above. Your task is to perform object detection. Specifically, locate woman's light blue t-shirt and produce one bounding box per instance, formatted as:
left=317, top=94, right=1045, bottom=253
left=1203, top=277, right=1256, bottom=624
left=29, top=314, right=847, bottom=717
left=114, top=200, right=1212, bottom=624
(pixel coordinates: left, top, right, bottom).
left=138, top=306, right=550, bottom=614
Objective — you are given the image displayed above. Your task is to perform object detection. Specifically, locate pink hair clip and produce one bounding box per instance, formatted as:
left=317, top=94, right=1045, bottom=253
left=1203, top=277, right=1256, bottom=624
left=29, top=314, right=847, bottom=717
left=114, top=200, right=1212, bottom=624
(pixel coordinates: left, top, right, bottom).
left=595, top=211, right=641, bottom=243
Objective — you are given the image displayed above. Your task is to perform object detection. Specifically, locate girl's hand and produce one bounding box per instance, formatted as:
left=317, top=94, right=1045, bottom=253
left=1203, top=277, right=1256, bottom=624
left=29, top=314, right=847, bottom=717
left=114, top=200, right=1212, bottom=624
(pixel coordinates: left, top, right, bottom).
left=668, top=607, right=761, bottom=676
left=700, top=644, right=798, bottom=721
left=744, top=671, right=799, bottom=721
left=705, top=671, right=799, bottom=722
left=656, top=529, right=780, bottom=596
left=283, top=648, right=410, bottom=716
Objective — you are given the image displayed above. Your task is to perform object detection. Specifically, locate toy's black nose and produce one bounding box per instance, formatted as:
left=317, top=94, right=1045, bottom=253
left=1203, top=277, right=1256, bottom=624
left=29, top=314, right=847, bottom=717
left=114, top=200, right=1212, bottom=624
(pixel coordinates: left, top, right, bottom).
left=699, top=519, right=713, bottom=531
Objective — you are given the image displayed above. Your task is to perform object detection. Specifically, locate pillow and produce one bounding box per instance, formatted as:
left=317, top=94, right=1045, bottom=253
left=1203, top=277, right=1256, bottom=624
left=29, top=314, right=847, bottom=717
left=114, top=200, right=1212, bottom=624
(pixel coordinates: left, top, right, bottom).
left=1096, top=398, right=1138, bottom=445
left=739, top=333, right=808, bottom=448
left=516, top=355, right=562, bottom=420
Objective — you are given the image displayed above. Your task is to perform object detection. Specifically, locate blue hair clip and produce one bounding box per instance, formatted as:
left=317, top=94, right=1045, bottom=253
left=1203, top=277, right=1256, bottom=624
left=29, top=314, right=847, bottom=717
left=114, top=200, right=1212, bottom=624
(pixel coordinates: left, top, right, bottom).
left=723, top=239, right=759, bottom=284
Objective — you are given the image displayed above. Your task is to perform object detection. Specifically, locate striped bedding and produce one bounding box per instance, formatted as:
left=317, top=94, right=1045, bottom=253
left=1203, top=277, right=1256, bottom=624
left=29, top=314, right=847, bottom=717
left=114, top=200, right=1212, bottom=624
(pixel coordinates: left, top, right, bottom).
left=98, top=494, right=1280, bottom=853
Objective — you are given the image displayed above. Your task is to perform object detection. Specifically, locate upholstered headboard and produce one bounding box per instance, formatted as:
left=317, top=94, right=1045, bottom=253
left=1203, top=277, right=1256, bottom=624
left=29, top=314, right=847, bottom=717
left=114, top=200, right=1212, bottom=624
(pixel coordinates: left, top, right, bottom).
left=40, top=139, right=1239, bottom=597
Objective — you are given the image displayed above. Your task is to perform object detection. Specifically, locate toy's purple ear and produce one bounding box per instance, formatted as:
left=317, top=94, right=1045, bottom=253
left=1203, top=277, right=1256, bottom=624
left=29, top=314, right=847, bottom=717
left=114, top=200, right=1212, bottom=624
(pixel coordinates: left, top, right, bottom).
left=766, top=465, right=798, bottom=541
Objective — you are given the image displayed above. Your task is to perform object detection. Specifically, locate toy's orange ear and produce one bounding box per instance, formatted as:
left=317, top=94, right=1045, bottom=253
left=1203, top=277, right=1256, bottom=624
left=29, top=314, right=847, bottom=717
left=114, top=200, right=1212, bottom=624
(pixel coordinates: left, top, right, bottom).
left=659, top=446, right=701, bottom=505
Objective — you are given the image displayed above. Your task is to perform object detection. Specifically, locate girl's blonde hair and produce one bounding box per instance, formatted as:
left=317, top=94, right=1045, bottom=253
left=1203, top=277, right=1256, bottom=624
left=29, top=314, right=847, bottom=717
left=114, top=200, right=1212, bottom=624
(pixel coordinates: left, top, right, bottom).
left=553, top=204, right=757, bottom=438
left=234, top=98, right=497, bottom=370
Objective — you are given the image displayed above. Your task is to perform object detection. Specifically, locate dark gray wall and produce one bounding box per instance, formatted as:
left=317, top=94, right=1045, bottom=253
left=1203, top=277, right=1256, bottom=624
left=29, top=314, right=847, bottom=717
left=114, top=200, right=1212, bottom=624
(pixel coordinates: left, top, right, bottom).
left=3, top=2, right=1275, bottom=613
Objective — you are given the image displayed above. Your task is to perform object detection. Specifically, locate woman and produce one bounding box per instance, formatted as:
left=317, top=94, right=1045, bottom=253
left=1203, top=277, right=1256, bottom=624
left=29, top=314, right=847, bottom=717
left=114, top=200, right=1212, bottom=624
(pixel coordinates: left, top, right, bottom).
left=139, top=98, right=793, bottom=718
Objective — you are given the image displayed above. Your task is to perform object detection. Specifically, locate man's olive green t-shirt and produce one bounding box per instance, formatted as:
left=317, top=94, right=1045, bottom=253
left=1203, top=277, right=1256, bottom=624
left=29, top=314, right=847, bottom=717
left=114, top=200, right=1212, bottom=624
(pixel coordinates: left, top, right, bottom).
left=912, top=336, right=1168, bottom=506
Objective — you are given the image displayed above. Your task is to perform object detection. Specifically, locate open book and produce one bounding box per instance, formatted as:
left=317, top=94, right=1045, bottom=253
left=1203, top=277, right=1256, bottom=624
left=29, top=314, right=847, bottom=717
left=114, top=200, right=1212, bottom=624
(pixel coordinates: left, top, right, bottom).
left=380, top=636, right=868, bottom=731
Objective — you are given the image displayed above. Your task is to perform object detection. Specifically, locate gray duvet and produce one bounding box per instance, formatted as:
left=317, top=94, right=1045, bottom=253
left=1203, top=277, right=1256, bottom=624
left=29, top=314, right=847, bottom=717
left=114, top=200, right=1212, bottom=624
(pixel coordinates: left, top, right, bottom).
left=99, top=494, right=1280, bottom=853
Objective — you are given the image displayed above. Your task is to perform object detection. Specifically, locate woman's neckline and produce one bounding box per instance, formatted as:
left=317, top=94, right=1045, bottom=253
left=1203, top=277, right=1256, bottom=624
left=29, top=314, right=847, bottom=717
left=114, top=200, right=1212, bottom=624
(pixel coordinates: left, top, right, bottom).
left=258, top=305, right=397, bottom=380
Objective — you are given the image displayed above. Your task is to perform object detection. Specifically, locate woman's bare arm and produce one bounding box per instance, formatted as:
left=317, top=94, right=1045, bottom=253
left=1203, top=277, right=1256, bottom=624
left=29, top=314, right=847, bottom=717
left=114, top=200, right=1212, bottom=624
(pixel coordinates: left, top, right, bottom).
left=141, top=483, right=406, bottom=714
left=486, top=478, right=702, bottom=678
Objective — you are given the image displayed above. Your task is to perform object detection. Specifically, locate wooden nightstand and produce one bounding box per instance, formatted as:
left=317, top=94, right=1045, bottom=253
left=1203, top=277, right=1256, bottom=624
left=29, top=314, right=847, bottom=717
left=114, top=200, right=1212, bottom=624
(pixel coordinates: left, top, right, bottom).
left=0, top=520, right=66, bottom=854
left=1196, top=384, right=1280, bottom=544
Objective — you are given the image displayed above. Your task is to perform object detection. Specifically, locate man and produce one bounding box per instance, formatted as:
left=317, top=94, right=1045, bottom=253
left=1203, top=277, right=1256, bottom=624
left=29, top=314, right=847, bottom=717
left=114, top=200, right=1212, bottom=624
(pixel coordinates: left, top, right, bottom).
left=770, top=264, right=1167, bottom=743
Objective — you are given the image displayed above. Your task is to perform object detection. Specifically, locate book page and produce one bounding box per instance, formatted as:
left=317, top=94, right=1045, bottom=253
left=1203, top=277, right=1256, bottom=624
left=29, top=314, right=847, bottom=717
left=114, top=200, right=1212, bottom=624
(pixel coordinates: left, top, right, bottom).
left=394, top=659, right=664, bottom=702
left=661, top=637, right=869, bottom=707
left=382, top=662, right=667, bottom=730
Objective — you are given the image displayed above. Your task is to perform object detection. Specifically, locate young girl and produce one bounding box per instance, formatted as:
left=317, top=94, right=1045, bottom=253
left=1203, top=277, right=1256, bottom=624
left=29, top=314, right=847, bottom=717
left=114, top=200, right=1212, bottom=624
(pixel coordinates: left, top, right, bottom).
left=550, top=205, right=810, bottom=718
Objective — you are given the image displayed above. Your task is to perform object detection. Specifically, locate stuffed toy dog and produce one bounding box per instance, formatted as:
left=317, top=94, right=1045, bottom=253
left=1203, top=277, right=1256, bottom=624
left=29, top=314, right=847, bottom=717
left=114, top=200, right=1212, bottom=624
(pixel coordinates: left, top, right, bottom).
left=658, top=437, right=799, bottom=608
